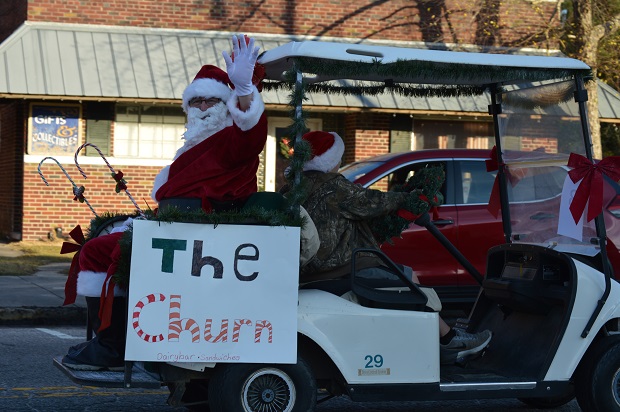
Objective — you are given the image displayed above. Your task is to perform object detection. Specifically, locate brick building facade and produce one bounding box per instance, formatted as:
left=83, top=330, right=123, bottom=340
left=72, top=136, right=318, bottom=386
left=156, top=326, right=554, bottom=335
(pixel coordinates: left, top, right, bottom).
left=0, top=0, right=606, bottom=241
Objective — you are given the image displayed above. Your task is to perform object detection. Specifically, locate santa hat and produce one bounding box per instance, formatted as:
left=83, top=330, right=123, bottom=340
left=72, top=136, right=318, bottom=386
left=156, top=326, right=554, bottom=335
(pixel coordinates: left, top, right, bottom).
left=182, top=65, right=233, bottom=113
left=302, top=131, right=345, bottom=172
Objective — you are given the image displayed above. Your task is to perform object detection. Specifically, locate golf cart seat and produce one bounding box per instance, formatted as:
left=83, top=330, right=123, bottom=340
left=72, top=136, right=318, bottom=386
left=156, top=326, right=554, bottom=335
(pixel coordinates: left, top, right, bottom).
left=300, top=248, right=440, bottom=312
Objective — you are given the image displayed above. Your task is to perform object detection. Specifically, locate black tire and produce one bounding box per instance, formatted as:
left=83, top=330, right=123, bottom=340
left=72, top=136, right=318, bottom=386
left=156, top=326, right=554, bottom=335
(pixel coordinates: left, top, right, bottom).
left=518, top=386, right=575, bottom=409
left=575, top=335, right=620, bottom=412
left=208, top=357, right=317, bottom=412
left=92, top=214, right=134, bottom=237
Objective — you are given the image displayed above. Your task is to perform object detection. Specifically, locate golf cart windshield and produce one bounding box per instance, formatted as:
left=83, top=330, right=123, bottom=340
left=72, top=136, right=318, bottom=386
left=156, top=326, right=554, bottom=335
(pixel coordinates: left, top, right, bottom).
left=257, top=39, right=605, bottom=265
left=498, top=79, right=598, bottom=255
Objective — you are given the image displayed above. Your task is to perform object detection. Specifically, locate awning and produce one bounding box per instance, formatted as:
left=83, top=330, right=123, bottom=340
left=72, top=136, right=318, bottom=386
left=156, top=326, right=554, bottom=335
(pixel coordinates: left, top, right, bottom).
left=1, top=21, right=620, bottom=120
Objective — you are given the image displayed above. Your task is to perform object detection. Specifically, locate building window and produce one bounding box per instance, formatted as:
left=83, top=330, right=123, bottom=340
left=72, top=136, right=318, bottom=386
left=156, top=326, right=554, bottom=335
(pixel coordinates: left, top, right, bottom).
left=413, top=119, right=493, bottom=150
left=115, top=105, right=186, bottom=159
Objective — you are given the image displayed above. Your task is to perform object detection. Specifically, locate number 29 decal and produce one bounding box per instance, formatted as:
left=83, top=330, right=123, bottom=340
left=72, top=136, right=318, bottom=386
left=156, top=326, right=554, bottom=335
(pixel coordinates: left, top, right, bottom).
left=364, top=354, right=384, bottom=368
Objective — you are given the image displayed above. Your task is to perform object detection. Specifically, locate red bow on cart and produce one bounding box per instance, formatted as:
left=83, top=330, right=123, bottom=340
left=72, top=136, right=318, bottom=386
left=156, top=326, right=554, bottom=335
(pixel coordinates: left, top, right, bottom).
left=60, top=225, right=86, bottom=305
left=567, top=153, right=620, bottom=223
left=485, top=146, right=527, bottom=217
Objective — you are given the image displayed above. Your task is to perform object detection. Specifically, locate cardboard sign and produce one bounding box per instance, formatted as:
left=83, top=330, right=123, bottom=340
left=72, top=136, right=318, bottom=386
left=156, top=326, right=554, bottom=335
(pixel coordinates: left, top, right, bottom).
left=125, top=220, right=300, bottom=364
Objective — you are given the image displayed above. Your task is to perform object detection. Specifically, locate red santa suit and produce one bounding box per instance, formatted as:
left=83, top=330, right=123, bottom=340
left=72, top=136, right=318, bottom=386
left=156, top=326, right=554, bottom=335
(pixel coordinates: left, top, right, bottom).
left=73, top=65, right=266, bottom=330
left=153, top=87, right=266, bottom=210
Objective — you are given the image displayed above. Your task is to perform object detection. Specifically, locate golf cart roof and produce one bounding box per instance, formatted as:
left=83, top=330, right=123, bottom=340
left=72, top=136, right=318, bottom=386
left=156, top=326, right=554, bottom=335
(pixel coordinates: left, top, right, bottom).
left=258, top=40, right=591, bottom=87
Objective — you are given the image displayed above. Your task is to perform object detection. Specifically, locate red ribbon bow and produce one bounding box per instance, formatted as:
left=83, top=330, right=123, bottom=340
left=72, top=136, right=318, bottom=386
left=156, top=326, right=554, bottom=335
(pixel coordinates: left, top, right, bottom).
left=397, top=209, right=419, bottom=221
left=72, top=185, right=85, bottom=203
left=396, top=194, right=440, bottom=222
left=420, top=194, right=440, bottom=220
left=112, top=171, right=127, bottom=192
left=59, top=225, right=85, bottom=305
left=567, top=152, right=620, bottom=223
left=486, top=146, right=525, bottom=217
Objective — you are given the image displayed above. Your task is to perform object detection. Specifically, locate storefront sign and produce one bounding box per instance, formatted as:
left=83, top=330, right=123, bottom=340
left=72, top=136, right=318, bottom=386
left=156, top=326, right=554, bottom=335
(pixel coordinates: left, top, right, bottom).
left=126, top=220, right=300, bottom=364
left=28, top=103, right=81, bottom=154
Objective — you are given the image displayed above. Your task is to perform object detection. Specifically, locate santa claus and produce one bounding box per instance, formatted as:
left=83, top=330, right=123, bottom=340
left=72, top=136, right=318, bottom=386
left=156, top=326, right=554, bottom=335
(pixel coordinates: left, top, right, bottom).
left=62, top=34, right=267, bottom=371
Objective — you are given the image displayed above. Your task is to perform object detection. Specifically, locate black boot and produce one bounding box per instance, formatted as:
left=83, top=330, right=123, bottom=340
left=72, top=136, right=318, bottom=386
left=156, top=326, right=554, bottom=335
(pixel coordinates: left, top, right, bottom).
left=62, top=297, right=127, bottom=371
left=67, top=297, right=102, bottom=354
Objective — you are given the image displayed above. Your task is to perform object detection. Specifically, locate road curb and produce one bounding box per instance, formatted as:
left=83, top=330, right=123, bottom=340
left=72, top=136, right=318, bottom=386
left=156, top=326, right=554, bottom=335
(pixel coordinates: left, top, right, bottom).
left=0, top=306, right=87, bottom=326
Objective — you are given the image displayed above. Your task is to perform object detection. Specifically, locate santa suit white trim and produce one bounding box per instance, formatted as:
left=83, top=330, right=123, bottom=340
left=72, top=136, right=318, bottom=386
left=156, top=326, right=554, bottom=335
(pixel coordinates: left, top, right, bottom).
left=76, top=271, right=127, bottom=297
left=151, top=88, right=265, bottom=202
left=227, top=86, right=264, bottom=131
left=182, top=77, right=232, bottom=113
left=303, top=132, right=345, bottom=173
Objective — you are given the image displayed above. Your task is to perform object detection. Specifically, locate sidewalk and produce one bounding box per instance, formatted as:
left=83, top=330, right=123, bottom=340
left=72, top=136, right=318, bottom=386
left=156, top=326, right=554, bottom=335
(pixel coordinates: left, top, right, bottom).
left=0, top=243, right=87, bottom=325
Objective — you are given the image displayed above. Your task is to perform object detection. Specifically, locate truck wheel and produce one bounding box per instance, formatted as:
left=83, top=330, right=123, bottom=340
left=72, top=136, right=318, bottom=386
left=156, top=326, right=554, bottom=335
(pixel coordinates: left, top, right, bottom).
left=575, top=335, right=620, bottom=411
left=208, top=357, right=316, bottom=412
left=518, top=387, right=574, bottom=409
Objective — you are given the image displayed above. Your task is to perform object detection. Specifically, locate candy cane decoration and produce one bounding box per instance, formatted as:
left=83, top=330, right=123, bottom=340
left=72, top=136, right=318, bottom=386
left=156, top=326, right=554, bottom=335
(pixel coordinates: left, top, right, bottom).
left=74, top=143, right=145, bottom=217
left=38, top=156, right=98, bottom=217
left=132, top=293, right=165, bottom=343
left=168, top=294, right=200, bottom=342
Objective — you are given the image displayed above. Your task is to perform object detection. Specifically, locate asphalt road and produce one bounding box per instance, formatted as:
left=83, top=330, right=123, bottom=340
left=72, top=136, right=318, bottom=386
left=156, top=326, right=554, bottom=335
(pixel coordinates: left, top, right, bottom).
left=0, top=326, right=582, bottom=411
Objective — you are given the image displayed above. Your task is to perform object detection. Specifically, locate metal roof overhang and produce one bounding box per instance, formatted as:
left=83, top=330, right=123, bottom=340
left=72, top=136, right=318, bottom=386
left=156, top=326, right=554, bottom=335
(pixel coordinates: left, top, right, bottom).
left=1, top=21, right=620, bottom=120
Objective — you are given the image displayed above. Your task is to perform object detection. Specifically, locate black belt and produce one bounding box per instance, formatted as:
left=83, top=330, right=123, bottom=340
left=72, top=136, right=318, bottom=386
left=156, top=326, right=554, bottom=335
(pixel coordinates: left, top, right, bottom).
left=158, top=197, right=248, bottom=213
left=158, top=197, right=202, bottom=212
left=208, top=197, right=247, bottom=212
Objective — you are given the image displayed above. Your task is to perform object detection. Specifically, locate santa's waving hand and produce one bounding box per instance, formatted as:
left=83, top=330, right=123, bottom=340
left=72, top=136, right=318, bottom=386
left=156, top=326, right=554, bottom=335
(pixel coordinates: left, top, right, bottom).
left=222, top=34, right=260, bottom=98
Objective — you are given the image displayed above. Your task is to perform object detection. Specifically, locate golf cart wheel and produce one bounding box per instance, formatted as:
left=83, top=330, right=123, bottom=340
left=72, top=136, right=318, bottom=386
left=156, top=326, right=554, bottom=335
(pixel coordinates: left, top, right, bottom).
left=575, top=335, right=620, bottom=411
left=208, top=357, right=316, bottom=412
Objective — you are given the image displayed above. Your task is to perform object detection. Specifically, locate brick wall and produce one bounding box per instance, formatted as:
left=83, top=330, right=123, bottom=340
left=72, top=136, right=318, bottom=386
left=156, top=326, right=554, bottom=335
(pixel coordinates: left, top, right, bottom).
left=343, top=112, right=390, bottom=164
left=521, top=137, right=558, bottom=153
left=23, top=163, right=160, bottom=241
left=0, top=0, right=27, bottom=43
left=0, top=101, right=25, bottom=239
left=26, top=0, right=560, bottom=48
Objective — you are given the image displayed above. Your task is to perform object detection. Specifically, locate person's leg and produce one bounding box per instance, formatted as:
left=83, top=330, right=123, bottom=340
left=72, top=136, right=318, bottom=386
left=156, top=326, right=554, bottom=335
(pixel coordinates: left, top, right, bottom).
left=403, top=266, right=493, bottom=363
left=63, top=296, right=126, bottom=371
left=63, top=232, right=127, bottom=371
left=439, top=317, right=452, bottom=337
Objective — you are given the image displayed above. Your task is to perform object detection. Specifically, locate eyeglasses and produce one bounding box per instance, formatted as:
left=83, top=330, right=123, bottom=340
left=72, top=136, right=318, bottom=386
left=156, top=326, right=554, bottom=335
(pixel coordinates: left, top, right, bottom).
left=189, top=97, right=222, bottom=108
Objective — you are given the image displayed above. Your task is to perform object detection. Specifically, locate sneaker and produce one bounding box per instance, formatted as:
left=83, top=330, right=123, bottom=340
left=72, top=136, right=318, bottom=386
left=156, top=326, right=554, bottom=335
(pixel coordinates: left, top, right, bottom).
left=440, top=328, right=492, bottom=364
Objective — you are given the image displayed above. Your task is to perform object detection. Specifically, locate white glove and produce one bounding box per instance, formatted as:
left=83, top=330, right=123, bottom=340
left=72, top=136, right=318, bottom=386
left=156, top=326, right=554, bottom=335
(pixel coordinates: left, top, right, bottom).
left=222, top=34, right=260, bottom=97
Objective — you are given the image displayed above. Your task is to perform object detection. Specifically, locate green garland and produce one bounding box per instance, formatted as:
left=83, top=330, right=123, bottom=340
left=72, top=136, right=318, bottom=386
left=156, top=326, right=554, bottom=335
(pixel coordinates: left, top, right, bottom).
left=263, top=80, right=487, bottom=98
left=369, top=165, right=446, bottom=244
left=261, top=57, right=592, bottom=96
left=86, top=207, right=306, bottom=288
left=98, top=55, right=588, bottom=287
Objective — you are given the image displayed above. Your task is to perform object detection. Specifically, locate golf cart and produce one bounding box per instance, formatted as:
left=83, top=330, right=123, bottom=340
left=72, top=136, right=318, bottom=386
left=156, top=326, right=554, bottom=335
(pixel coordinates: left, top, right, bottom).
left=54, top=39, right=620, bottom=412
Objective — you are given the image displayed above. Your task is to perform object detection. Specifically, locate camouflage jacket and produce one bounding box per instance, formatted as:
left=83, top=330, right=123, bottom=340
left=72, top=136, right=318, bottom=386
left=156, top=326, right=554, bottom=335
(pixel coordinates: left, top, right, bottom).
left=300, top=171, right=410, bottom=282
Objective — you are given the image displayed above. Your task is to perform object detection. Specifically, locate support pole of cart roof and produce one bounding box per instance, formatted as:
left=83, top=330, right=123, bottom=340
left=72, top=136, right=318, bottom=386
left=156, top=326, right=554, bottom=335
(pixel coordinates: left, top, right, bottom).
left=575, top=74, right=612, bottom=338
left=294, top=66, right=303, bottom=189
left=489, top=84, right=512, bottom=244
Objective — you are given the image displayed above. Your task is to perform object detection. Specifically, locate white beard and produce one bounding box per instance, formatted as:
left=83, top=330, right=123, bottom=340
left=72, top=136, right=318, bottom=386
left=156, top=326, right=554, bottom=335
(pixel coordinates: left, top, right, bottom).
left=174, top=102, right=233, bottom=160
